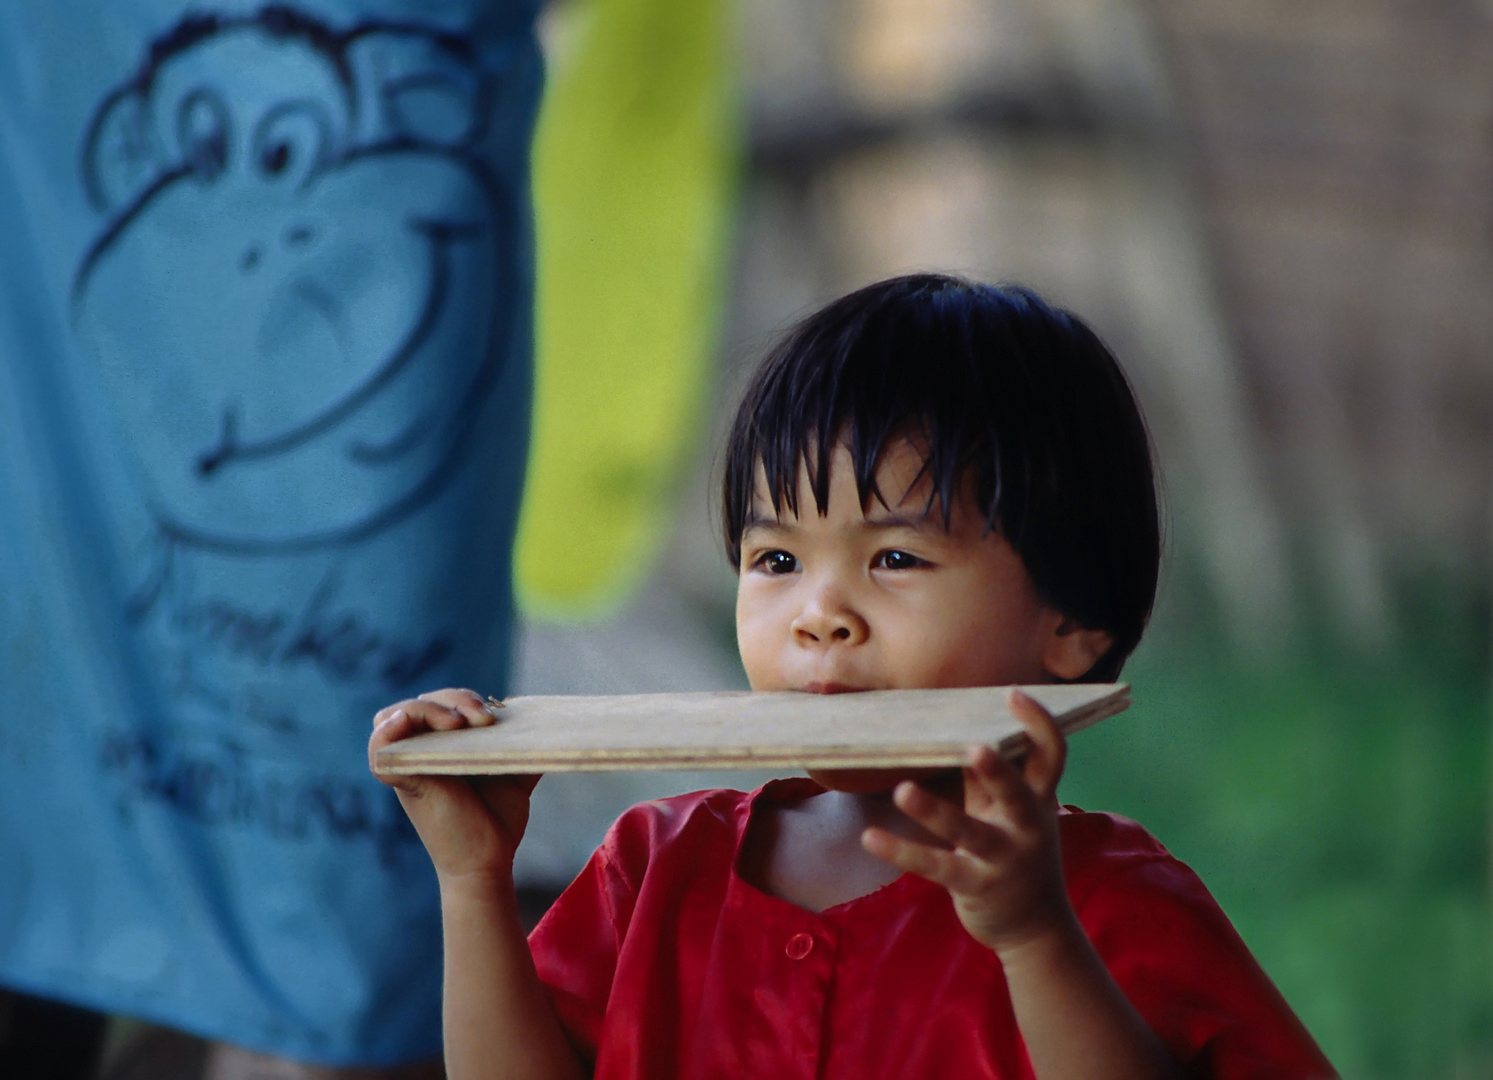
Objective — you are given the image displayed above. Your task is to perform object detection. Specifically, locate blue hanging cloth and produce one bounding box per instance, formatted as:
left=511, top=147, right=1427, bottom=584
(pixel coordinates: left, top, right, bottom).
left=0, top=0, right=540, bottom=1064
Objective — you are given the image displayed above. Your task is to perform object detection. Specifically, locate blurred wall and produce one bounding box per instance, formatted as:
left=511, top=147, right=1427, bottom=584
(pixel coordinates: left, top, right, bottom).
left=514, top=1, right=1493, bottom=1076
left=1152, top=0, right=1493, bottom=640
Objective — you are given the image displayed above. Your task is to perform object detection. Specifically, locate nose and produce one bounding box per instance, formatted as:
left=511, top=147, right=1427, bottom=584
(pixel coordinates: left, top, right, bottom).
left=283, top=222, right=315, bottom=248
left=790, top=577, right=869, bottom=647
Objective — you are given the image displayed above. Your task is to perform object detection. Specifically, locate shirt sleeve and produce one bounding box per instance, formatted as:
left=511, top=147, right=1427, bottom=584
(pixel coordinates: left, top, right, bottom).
left=1077, top=855, right=1336, bottom=1080
left=526, top=814, right=647, bottom=1057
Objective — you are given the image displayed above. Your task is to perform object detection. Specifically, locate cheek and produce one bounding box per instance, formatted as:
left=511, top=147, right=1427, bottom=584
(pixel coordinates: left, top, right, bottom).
left=912, top=579, right=1049, bottom=685
left=734, top=578, right=784, bottom=688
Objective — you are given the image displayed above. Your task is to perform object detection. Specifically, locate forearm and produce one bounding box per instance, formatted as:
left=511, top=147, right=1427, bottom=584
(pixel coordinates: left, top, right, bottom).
left=999, top=917, right=1184, bottom=1080
left=439, top=873, right=587, bottom=1080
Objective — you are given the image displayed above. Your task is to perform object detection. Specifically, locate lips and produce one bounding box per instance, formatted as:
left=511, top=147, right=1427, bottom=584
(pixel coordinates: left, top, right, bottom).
left=798, top=681, right=867, bottom=695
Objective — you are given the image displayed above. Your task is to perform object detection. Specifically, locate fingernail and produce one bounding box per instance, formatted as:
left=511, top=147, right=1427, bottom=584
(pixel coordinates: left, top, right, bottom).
left=389, top=709, right=406, bottom=723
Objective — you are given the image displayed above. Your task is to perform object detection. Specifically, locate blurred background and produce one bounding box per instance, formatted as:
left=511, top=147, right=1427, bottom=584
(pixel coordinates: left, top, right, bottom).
left=7, top=0, right=1485, bottom=1076
left=513, top=0, right=1493, bottom=1078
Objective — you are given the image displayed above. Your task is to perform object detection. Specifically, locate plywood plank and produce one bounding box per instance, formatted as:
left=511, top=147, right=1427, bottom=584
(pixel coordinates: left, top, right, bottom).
left=373, top=683, right=1130, bottom=775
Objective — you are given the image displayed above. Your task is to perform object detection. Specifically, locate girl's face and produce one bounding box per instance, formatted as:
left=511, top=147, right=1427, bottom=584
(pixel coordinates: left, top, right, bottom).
left=733, top=437, right=1111, bottom=792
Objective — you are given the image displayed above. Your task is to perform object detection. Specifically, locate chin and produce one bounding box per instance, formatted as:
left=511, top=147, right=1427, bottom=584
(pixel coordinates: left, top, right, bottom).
left=807, top=766, right=957, bottom=794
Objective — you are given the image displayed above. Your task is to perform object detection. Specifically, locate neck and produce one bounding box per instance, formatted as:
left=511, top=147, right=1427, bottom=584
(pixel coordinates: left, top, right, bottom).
left=825, top=772, right=963, bottom=845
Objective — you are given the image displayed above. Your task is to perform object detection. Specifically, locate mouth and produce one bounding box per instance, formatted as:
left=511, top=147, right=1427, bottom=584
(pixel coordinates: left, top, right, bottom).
left=798, top=681, right=867, bottom=695
left=196, top=220, right=472, bottom=477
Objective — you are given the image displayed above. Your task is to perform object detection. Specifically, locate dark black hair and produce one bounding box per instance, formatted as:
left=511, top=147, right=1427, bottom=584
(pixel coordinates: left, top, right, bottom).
left=722, top=273, right=1160, bottom=682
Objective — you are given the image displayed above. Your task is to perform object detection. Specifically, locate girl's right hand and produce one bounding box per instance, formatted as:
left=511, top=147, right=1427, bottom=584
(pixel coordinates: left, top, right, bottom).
left=368, top=688, right=540, bottom=882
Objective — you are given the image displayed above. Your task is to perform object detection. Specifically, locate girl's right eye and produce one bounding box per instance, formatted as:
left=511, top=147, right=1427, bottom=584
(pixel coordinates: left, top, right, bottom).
left=757, top=550, right=798, bottom=574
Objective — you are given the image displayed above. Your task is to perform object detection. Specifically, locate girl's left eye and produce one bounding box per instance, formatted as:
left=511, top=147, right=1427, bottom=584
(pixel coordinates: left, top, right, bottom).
left=875, top=549, right=925, bottom=570
left=758, top=550, right=799, bottom=574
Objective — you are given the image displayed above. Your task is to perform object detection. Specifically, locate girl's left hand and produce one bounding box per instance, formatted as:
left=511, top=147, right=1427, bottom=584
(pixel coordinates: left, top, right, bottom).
left=861, top=689, right=1077, bottom=956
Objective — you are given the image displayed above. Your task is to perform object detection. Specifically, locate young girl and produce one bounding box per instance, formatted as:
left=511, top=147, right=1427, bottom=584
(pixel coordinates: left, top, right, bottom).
left=369, top=275, right=1334, bottom=1080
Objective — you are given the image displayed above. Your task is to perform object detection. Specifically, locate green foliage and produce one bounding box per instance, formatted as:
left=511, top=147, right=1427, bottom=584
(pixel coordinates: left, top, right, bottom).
left=517, top=0, right=737, bottom=617
left=1063, top=564, right=1493, bottom=1080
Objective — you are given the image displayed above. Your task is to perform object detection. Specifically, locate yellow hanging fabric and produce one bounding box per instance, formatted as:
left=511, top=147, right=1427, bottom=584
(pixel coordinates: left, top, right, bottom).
left=516, top=0, right=737, bottom=618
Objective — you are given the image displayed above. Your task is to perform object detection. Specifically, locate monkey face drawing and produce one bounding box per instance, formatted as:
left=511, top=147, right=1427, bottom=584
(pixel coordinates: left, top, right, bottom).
left=74, top=11, right=519, bottom=553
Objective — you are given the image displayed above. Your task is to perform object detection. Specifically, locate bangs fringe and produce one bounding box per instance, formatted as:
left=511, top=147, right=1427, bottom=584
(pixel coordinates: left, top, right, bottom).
left=721, top=273, right=1159, bottom=682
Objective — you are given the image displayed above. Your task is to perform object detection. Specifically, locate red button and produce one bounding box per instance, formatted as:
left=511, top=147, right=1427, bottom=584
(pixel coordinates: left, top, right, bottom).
left=785, top=932, right=814, bottom=960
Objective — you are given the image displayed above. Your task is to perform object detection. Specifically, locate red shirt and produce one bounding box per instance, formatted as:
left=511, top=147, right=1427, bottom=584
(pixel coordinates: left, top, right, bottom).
left=528, top=779, right=1333, bottom=1079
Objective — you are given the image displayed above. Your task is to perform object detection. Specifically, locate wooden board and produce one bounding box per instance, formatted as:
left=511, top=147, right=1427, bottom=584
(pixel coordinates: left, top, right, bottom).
left=373, top=683, right=1130, bottom=775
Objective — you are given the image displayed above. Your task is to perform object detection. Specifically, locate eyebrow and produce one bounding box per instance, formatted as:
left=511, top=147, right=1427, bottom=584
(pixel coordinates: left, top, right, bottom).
left=860, top=511, right=936, bottom=532
left=740, top=507, right=937, bottom=534
left=740, top=509, right=785, bottom=534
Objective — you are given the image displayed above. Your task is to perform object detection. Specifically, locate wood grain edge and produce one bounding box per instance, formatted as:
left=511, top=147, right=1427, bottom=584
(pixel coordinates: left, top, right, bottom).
left=372, top=684, right=1131, bottom=776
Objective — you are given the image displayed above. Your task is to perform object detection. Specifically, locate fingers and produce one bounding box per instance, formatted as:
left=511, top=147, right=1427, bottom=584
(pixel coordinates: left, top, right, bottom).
left=367, top=708, right=440, bottom=792
left=862, top=825, right=987, bottom=895
left=865, top=693, right=1072, bottom=951
left=891, top=778, right=1007, bottom=859
left=884, top=717, right=1063, bottom=868
left=419, top=687, right=502, bottom=728
left=367, top=715, right=431, bottom=796
left=956, top=744, right=1032, bottom=825
left=368, top=689, right=501, bottom=791
left=371, top=688, right=500, bottom=733
left=368, top=708, right=411, bottom=787
left=369, top=707, right=414, bottom=754
left=1005, top=689, right=1067, bottom=802
left=946, top=691, right=1064, bottom=832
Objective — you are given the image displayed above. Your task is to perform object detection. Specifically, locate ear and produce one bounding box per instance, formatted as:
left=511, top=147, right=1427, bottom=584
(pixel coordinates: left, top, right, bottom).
left=346, top=31, right=492, bottom=148
left=1041, top=617, right=1114, bottom=681
left=82, top=88, right=159, bottom=212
